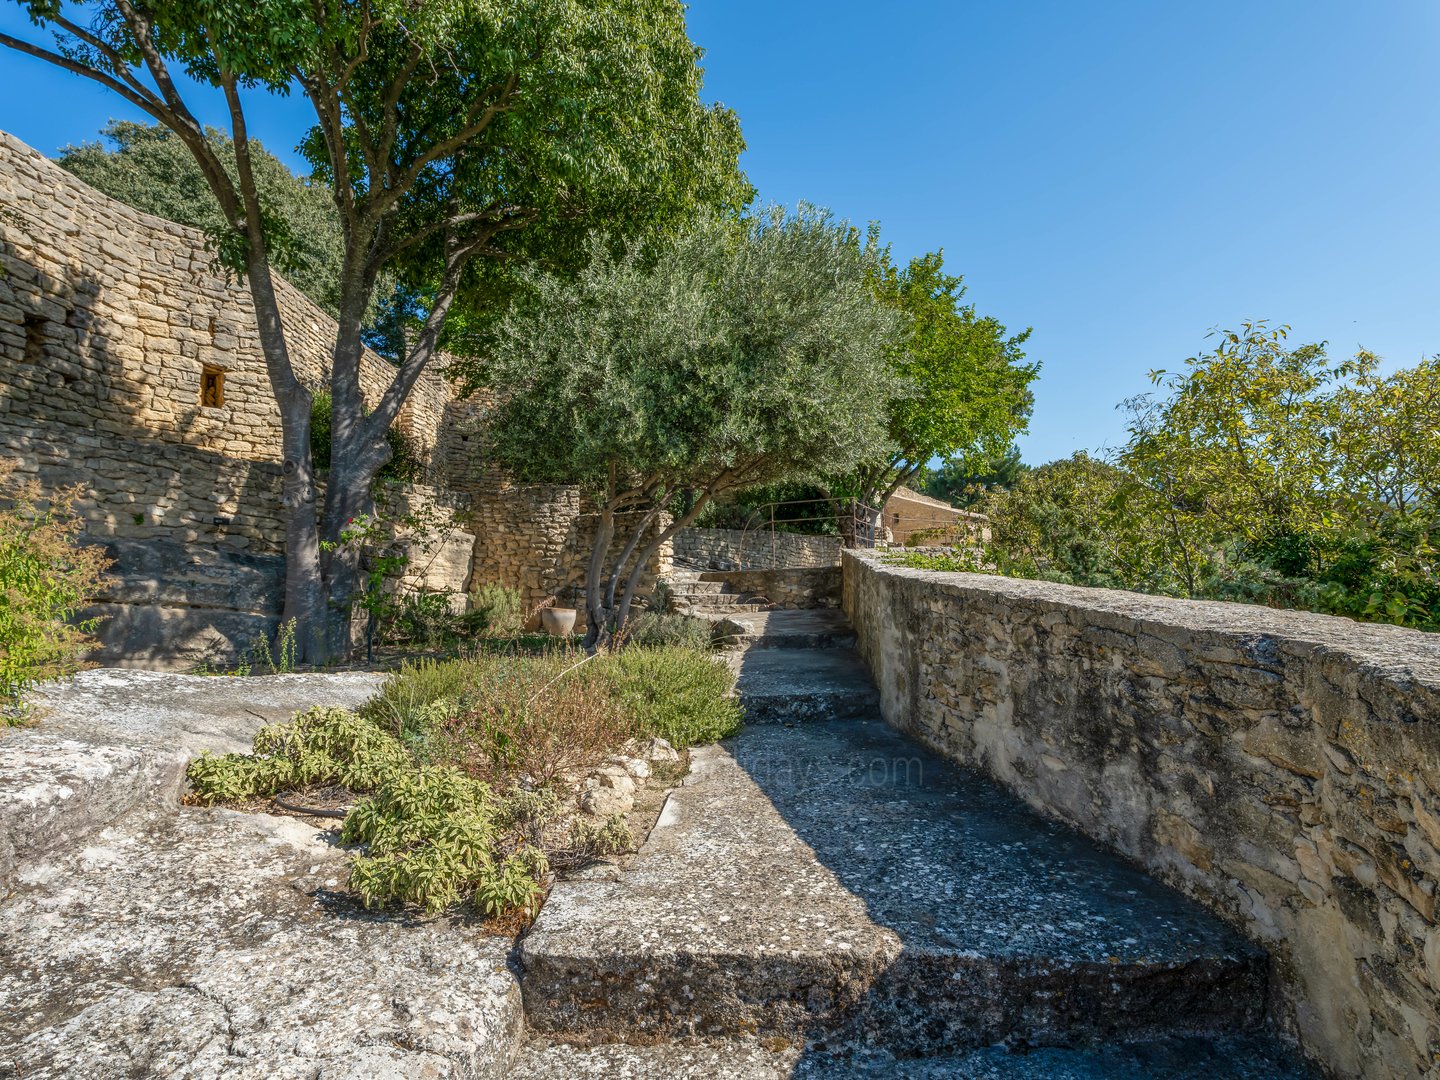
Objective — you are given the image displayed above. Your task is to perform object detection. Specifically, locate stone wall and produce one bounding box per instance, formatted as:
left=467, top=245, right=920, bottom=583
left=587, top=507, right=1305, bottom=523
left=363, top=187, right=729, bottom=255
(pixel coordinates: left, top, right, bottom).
left=672, top=527, right=840, bottom=570
left=0, top=130, right=490, bottom=665
left=843, top=551, right=1440, bottom=1080
left=0, top=130, right=460, bottom=549
left=687, top=567, right=841, bottom=610
left=468, top=484, right=673, bottom=630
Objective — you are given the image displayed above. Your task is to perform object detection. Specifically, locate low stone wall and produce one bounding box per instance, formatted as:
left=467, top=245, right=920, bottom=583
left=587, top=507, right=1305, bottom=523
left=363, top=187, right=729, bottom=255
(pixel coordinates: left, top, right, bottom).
left=842, top=552, right=1440, bottom=1080
left=672, top=527, right=840, bottom=570
left=694, top=567, right=841, bottom=610
left=468, top=484, right=672, bottom=630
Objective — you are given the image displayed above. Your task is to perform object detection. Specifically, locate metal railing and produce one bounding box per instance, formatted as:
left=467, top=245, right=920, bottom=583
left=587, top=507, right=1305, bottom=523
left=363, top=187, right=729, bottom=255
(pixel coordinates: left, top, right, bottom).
left=726, top=497, right=882, bottom=571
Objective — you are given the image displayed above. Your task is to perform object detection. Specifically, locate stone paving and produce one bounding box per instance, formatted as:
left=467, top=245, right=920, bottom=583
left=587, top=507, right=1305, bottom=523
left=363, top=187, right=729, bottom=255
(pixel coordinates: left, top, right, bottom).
left=0, top=623, right=1321, bottom=1077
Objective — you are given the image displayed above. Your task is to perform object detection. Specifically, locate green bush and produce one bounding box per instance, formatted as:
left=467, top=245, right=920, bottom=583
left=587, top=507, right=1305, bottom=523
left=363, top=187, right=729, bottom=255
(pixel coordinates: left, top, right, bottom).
left=466, top=583, right=524, bottom=637
left=187, top=643, right=737, bottom=919
left=621, top=611, right=713, bottom=650
left=604, top=646, right=742, bottom=746
left=361, top=657, right=480, bottom=740
left=0, top=464, right=113, bottom=719
left=186, top=707, right=410, bottom=803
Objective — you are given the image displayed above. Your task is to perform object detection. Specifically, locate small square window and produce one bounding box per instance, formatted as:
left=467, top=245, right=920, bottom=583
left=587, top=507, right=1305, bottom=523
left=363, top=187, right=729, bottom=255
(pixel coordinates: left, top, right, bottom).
left=22, top=314, right=45, bottom=364
left=200, top=366, right=226, bottom=408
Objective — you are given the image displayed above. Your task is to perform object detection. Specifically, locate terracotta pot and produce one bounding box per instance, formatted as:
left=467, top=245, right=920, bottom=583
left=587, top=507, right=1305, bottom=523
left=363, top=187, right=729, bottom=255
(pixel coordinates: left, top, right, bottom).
left=539, top=606, right=578, bottom=637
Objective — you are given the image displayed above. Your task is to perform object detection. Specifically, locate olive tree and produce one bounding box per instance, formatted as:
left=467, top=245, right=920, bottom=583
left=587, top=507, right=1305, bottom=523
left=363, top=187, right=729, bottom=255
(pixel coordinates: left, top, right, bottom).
left=2, top=0, right=747, bottom=660
left=477, top=208, right=900, bottom=646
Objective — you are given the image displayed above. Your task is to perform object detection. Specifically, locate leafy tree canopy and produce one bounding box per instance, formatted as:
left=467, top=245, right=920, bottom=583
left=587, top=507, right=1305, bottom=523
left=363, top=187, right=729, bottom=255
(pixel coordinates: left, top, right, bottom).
left=2, top=0, right=750, bottom=660
left=58, top=119, right=368, bottom=323
left=921, top=445, right=1029, bottom=508
left=919, top=323, right=1440, bottom=631
left=839, top=244, right=1037, bottom=506
left=481, top=206, right=901, bottom=642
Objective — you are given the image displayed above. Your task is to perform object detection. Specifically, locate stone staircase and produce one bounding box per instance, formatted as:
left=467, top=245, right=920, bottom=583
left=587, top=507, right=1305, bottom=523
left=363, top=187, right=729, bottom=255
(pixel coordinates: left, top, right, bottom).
left=666, top=567, right=773, bottom=616
left=509, top=611, right=1317, bottom=1078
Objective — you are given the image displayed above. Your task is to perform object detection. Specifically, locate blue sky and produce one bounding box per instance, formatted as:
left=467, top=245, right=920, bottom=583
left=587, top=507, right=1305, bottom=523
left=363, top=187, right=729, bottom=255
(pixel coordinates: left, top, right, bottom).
left=2, top=1, right=1437, bottom=464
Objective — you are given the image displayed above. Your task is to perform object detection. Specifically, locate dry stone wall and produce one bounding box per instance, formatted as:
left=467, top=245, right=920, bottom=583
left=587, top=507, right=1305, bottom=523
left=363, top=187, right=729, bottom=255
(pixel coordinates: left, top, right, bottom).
left=0, top=131, right=479, bottom=665
left=468, top=484, right=673, bottom=630
left=672, top=527, right=840, bottom=570
left=843, top=552, right=1440, bottom=1080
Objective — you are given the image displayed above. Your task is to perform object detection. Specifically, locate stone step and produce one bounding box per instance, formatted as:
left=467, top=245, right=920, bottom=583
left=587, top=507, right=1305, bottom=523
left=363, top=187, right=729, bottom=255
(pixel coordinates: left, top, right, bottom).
left=1, top=669, right=383, bottom=890
left=508, top=1033, right=1315, bottom=1078
left=729, top=647, right=880, bottom=723
left=710, top=609, right=858, bottom=650
left=518, top=718, right=1277, bottom=1057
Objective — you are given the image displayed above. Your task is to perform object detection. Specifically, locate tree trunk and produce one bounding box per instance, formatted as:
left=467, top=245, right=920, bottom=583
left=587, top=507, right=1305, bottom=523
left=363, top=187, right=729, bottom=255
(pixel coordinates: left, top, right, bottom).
left=242, top=253, right=328, bottom=662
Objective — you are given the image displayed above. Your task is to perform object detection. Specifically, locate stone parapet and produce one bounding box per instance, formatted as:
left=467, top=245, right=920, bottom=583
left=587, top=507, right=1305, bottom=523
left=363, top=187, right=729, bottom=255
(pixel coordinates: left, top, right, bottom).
left=843, top=551, right=1440, bottom=1080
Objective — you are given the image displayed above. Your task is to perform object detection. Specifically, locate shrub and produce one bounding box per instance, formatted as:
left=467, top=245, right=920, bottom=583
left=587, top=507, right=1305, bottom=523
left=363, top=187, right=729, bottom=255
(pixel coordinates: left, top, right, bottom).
left=466, top=584, right=524, bottom=637
left=0, top=463, right=112, bottom=719
left=620, top=611, right=713, bottom=650
left=604, top=646, right=741, bottom=746
left=387, top=590, right=459, bottom=648
left=424, top=655, right=638, bottom=788
left=362, top=657, right=481, bottom=740
left=186, top=706, right=410, bottom=803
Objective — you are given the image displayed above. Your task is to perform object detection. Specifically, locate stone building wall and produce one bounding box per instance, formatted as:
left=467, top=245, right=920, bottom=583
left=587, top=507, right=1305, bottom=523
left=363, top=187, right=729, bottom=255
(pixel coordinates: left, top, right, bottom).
left=0, top=130, right=483, bottom=665
left=0, top=129, right=458, bottom=555
left=468, top=484, right=673, bottom=630
left=672, top=526, right=841, bottom=570
left=881, top=487, right=990, bottom=546
left=843, top=551, right=1440, bottom=1080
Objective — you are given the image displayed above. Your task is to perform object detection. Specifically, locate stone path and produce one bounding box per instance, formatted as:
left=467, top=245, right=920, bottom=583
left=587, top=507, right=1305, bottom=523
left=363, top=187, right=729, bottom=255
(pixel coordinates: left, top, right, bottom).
left=512, top=611, right=1317, bottom=1077
left=0, top=629, right=1320, bottom=1077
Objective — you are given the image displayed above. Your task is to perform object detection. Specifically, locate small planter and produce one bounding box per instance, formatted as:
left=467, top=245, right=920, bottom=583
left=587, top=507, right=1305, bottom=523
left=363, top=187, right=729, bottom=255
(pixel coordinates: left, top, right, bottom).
left=540, top=606, right=578, bottom=637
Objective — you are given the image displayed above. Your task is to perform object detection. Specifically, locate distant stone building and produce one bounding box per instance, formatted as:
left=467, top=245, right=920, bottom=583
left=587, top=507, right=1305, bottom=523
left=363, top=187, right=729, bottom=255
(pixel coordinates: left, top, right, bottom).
left=882, top=485, right=989, bottom=545
left=0, top=131, right=665, bottom=667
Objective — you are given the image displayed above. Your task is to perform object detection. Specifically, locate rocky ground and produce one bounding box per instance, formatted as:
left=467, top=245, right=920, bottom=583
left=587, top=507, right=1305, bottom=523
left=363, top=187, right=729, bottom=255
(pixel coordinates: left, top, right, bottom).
left=1, top=624, right=1324, bottom=1078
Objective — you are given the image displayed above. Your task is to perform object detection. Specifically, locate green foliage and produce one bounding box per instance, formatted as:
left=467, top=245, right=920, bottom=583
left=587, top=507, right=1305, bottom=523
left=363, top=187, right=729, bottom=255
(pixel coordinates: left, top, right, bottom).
left=921, top=447, right=1030, bottom=508
left=0, top=464, right=112, bottom=718
left=844, top=245, right=1038, bottom=504
left=480, top=207, right=900, bottom=639
left=604, top=647, right=743, bottom=746
left=620, top=612, right=714, bottom=651
left=57, top=121, right=368, bottom=320
left=923, top=324, right=1440, bottom=631
left=185, top=707, right=411, bottom=804
left=248, top=617, right=298, bottom=675
left=466, top=585, right=524, bottom=638
left=5, top=0, right=751, bottom=662
left=189, top=640, right=735, bottom=917
left=422, top=654, right=638, bottom=788
left=362, top=657, right=479, bottom=740
left=691, top=481, right=839, bottom=535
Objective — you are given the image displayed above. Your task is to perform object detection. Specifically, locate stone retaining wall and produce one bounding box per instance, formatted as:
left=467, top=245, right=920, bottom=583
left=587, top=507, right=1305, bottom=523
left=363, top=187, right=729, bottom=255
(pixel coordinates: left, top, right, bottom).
left=693, top=567, right=841, bottom=610
left=673, top=527, right=840, bottom=570
left=468, top=484, right=672, bottom=630
left=843, top=552, right=1440, bottom=1080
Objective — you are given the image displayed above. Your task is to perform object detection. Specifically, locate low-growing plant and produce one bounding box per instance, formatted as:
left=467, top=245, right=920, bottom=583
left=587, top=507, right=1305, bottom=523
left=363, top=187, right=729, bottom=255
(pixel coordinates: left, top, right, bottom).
left=186, top=707, right=409, bottom=803
left=466, top=584, right=524, bottom=637
left=362, top=657, right=486, bottom=739
left=620, top=611, right=713, bottom=650
left=426, top=656, right=638, bottom=788
left=0, top=463, right=113, bottom=719
left=250, top=617, right=299, bottom=675
left=604, top=646, right=742, bottom=746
